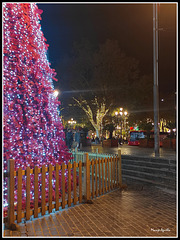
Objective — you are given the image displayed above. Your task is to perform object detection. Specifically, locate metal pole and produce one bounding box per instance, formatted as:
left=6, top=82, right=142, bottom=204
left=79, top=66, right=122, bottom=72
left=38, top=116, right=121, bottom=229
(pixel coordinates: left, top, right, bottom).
left=153, top=3, right=160, bottom=156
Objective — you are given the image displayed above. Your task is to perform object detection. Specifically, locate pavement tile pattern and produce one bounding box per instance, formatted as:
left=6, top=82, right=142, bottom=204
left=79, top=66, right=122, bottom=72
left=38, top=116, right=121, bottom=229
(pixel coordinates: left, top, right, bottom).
left=3, top=185, right=177, bottom=237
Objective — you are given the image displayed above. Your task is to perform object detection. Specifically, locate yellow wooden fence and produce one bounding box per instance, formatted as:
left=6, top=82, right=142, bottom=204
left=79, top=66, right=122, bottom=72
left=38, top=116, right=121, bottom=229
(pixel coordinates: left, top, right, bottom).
left=4, top=150, right=122, bottom=228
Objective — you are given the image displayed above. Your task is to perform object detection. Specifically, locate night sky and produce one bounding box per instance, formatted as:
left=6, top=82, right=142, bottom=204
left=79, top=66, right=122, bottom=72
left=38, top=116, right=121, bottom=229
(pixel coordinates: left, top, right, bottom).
left=37, top=3, right=177, bottom=99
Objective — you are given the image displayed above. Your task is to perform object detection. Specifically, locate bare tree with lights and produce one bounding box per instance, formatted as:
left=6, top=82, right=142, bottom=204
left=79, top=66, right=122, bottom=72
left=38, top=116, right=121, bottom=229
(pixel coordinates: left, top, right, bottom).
left=62, top=39, right=139, bottom=137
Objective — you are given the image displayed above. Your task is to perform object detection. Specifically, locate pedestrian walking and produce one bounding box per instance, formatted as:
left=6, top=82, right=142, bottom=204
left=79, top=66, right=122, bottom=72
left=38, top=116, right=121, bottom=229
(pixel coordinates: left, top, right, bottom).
left=75, top=129, right=81, bottom=149
left=66, top=129, right=73, bottom=149
left=118, top=135, right=123, bottom=145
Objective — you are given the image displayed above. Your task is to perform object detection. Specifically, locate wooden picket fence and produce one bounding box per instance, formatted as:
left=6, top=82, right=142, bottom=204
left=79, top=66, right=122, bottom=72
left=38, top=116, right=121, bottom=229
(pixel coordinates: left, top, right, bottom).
left=4, top=150, right=122, bottom=229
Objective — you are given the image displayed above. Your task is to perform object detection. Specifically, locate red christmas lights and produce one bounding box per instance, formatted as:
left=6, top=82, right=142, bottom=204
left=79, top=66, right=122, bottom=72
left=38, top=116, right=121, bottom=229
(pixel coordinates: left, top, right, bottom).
left=3, top=3, right=74, bottom=216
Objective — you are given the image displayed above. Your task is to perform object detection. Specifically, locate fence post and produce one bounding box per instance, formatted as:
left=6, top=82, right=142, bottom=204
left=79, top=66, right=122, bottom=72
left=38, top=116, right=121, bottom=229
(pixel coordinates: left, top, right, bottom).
left=7, top=159, right=15, bottom=228
left=118, top=149, right=122, bottom=188
left=84, top=153, right=90, bottom=202
left=74, top=147, right=78, bottom=162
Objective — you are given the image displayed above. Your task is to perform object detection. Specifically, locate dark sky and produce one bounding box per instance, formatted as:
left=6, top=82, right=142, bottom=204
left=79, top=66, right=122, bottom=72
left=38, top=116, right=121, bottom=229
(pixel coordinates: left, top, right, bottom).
left=37, top=3, right=177, bottom=98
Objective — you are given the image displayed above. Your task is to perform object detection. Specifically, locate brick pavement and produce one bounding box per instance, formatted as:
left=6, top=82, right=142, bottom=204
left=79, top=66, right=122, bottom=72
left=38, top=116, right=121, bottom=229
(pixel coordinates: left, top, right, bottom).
left=3, top=184, right=177, bottom=237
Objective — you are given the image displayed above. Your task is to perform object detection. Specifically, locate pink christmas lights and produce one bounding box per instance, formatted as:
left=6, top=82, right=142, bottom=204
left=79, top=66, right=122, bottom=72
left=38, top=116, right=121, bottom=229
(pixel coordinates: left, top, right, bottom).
left=3, top=3, right=74, bottom=216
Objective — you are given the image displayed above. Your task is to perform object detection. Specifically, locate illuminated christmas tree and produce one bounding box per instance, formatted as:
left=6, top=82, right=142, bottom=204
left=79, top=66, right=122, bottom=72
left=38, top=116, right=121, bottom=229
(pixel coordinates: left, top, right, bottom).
left=3, top=3, right=73, bottom=214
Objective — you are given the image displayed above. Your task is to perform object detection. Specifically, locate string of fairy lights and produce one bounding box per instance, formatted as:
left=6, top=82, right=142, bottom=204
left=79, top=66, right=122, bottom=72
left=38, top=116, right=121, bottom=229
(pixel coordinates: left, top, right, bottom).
left=3, top=3, right=72, bottom=214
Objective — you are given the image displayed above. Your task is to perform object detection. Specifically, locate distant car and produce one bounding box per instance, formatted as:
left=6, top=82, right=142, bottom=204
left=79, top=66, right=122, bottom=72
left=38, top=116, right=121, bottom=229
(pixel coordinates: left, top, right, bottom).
left=128, top=130, right=169, bottom=147
left=128, top=131, right=146, bottom=146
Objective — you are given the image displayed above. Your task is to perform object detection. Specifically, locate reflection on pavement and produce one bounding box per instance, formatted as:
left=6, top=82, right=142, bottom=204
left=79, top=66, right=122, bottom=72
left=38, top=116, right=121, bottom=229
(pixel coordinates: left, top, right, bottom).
left=81, top=144, right=176, bottom=160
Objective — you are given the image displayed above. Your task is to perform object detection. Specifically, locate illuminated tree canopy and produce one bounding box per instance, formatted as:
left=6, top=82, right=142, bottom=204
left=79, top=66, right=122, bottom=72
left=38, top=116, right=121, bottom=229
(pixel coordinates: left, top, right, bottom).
left=58, top=39, right=142, bottom=136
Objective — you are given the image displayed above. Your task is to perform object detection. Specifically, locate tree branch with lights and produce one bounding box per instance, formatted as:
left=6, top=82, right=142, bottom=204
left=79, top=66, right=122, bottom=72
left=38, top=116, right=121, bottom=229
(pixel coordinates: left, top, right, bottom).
left=59, top=39, right=140, bottom=136
left=73, top=96, right=110, bottom=137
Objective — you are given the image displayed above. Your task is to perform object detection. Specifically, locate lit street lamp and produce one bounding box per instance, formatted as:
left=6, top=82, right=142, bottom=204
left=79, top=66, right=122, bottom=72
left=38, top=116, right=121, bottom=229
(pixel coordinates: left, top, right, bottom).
left=68, top=118, right=77, bottom=126
left=115, top=108, right=129, bottom=140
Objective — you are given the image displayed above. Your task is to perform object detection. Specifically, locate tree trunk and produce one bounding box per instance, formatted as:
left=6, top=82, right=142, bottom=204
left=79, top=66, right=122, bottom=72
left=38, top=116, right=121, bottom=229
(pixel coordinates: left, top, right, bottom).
left=96, top=129, right=100, bottom=138
left=73, top=97, right=109, bottom=139
left=109, top=131, right=113, bottom=139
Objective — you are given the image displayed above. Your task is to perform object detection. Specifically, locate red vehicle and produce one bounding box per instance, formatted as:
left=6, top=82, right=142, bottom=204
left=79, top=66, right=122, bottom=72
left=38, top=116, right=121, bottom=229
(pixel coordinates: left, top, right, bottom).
left=128, top=130, right=146, bottom=146
left=128, top=130, right=169, bottom=147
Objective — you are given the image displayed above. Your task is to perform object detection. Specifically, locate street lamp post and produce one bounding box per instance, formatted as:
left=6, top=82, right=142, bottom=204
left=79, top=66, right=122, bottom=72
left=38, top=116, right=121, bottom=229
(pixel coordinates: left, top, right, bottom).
left=115, top=108, right=128, bottom=141
left=68, top=118, right=77, bottom=128
left=153, top=3, right=160, bottom=156
left=124, top=111, right=128, bottom=141
left=119, top=111, right=123, bottom=139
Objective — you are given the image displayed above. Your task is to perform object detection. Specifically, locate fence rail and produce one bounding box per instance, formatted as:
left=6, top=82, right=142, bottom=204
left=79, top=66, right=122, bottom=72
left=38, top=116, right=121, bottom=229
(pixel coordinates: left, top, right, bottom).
left=69, top=147, right=117, bottom=163
left=4, top=150, right=122, bottom=229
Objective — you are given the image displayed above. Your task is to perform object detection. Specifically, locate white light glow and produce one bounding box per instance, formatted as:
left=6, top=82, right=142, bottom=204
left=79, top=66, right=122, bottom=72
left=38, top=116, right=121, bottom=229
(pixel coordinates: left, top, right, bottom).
left=53, top=90, right=59, bottom=97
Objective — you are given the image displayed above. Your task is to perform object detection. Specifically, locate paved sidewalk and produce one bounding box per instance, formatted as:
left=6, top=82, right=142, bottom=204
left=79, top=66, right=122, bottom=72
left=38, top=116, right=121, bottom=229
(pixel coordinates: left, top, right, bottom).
left=82, top=144, right=176, bottom=160
left=3, top=184, right=177, bottom=237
